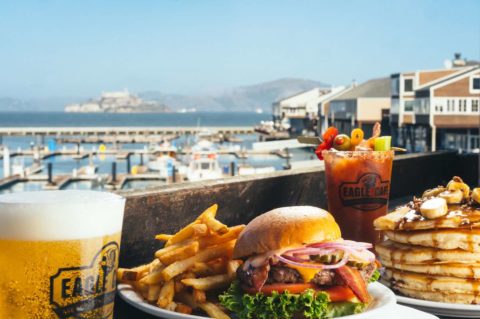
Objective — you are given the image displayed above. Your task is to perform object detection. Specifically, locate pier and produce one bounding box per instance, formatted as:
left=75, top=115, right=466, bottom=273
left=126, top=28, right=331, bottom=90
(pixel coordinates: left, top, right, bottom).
left=0, top=126, right=255, bottom=137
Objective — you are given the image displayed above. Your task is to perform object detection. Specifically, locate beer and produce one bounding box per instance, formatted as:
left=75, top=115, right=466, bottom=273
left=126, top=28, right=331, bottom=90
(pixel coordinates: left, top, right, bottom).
left=0, top=191, right=125, bottom=319
left=323, top=150, right=394, bottom=245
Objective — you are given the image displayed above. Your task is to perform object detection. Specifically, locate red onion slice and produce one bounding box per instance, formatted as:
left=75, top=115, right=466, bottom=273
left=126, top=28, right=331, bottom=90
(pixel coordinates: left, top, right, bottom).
left=276, top=252, right=350, bottom=270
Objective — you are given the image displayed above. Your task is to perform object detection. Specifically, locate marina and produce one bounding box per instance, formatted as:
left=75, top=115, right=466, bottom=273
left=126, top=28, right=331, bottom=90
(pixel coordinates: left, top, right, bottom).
left=0, top=115, right=316, bottom=193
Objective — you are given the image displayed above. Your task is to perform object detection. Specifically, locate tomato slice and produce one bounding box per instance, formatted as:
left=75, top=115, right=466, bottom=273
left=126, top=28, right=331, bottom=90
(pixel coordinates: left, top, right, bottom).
left=242, top=283, right=356, bottom=302
left=335, top=266, right=370, bottom=303
left=323, top=286, right=356, bottom=302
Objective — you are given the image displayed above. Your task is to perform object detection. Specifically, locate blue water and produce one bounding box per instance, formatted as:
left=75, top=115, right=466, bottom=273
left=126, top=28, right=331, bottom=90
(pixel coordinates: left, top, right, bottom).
left=0, top=112, right=316, bottom=193
left=0, top=112, right=270, bottom=127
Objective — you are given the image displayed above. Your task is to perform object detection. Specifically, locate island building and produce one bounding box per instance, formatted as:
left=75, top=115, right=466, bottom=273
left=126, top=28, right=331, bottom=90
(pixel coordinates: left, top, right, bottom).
left=327, top=78, right=391, bottom=137
left=272, top=86, right=348, bottom=135
left=65, top=89, right=168, bottom=113
left=390, top=54, right=480, bottom=152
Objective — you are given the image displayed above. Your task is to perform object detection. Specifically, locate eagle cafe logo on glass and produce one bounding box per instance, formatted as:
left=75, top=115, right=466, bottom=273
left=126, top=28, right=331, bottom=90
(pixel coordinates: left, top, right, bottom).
left=49, top=242, right=119, bottom=319
left=339, top=173, right=390, bottom=211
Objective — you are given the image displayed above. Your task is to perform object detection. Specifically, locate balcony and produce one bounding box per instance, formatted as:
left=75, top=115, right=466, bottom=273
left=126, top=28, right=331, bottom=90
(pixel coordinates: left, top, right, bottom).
left=114, top=150, right=479, bottom=318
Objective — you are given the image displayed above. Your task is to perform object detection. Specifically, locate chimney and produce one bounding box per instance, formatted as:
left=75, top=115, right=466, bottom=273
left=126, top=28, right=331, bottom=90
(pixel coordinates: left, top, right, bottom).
left=453, top=52, right=466, bottom=67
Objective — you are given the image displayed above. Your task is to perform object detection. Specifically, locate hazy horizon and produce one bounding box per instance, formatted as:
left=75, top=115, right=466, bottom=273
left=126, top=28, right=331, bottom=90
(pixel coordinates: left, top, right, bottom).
left=1, top=0, right=479, bottom=99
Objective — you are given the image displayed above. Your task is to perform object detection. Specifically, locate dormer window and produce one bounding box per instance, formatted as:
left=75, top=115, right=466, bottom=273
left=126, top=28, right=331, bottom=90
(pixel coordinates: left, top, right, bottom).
left=404, top=79, right=413, bottom=92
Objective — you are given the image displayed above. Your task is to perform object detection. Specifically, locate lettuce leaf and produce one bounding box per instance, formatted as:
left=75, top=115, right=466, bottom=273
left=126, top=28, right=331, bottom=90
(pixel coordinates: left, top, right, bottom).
left=369, top=269, right=381, bottom=283
left=325, top=302, right=366, bottom=317
left=219, top=281, right=365, bottom=319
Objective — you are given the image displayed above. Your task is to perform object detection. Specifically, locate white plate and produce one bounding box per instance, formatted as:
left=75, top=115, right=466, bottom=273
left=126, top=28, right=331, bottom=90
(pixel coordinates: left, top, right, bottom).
left=388, top=304, right=439, bottom=319
left=117, top=282, right=396, bottom=318
left=381, top=281, right=480, bottom=318
left=396, top=294, right=480, bottom=318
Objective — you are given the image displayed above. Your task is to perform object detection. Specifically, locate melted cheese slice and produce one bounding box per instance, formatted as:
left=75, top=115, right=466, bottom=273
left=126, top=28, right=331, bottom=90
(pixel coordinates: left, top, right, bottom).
left=287, top=264, right=320, bottom=282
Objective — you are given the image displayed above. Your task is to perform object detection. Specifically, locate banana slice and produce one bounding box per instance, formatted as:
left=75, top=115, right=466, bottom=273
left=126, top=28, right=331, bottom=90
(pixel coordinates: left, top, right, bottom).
left=422, top=186, right=446, bottom=198
left=420, top=197, right=448, bottom=219
left=472, top=188, right=480, bottom=205
left=439, top=189, right=463, bottom=204
left=447, top=176, right=470, bottom=198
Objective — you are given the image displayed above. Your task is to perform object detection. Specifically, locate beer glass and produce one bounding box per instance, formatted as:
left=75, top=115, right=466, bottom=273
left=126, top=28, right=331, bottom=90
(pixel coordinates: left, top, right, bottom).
left=323, top=150, right=394, bottom=245
left=0, top=190, right=125, bottom=319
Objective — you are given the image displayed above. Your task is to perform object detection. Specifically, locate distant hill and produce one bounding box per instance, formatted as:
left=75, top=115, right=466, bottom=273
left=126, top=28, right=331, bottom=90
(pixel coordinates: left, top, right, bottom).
left=0, top=96, right=86, bottom=112
left=140, top=78, right=329, bottom=112
left=0, top=78, right=328, bottom=112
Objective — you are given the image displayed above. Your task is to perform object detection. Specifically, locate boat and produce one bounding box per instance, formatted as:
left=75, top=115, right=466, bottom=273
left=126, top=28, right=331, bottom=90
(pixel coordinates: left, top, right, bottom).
left=147, top=142, right=186, bottom=179
left=186, top=140, right=222, bottom=181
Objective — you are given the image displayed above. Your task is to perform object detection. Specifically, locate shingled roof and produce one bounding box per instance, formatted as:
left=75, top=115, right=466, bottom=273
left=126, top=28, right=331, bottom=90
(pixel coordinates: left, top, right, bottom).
left=332, top=77, right=390, bottom=100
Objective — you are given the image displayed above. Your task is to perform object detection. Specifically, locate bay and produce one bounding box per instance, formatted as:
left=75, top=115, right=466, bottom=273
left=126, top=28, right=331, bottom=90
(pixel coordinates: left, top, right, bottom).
left=0, top=112, right=270, bottom=127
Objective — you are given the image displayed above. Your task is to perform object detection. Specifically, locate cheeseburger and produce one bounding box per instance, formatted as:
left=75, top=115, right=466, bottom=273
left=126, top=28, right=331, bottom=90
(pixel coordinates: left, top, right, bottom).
left=220, top=206, right=380, bottom=318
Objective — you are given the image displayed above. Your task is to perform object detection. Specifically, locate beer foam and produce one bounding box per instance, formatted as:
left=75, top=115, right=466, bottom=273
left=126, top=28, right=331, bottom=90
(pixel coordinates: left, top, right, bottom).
left=0, top=190, right=125, bottom=241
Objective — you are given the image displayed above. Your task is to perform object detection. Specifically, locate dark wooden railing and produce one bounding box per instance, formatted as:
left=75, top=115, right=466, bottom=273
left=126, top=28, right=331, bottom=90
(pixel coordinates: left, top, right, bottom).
left=116, top=150, right=479, bottom=268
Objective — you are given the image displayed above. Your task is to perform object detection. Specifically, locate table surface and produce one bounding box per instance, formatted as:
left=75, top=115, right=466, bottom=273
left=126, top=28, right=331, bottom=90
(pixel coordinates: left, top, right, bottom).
left=112, top=196, right=459, bottom=319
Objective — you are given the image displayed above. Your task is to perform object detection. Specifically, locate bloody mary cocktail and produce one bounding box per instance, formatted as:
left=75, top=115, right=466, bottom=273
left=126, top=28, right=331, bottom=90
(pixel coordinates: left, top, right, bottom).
left=323, top=150, right=394, bottom=245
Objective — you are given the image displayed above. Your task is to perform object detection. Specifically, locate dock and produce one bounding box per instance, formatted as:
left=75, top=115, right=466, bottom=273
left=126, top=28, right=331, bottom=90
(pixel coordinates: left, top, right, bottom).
left=0, top=126, right=255, bottom=137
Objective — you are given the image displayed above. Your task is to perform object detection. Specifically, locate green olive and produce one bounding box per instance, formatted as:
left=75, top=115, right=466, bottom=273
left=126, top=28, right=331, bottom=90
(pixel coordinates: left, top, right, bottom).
left=333, top=134, right=351, bottom=151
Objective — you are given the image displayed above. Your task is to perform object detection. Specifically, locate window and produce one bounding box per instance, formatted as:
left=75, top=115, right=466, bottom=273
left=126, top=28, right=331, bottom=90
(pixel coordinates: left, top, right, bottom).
left=463, top=100, right=467, bottom=112
left=447, top=100, right=450, bottom=111
left=474, top=78, right=480, bottom=90
left=391, top=78, right=400, bottom=96
left=404, top=101, right=414, bottom=112
left=472, top=100, right=479, bottom=112
left=471, top=75, right=480, bottom=93
left=404, top=79, right=413, bottom=92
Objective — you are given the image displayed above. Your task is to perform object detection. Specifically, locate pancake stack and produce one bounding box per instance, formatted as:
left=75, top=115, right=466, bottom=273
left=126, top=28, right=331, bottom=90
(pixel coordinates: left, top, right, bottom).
left=374, top=176, right=480, bottom=304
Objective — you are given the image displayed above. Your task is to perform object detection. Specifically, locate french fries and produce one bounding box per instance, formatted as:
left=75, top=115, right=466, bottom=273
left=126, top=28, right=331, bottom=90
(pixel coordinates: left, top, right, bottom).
left=155, top=234, right=173, bottom=241
left=200, top=209, right=228, bottom=234
left=117, top=204, right=244, bottom=318
left=182, top=274, right=232, bottom=290
left=198, top=302, right=231, bottom=319
left=157, top=280, right=175, bottom=308
left=175, top=302, right=193, bottom=315
left=161, top=240, right=235, bottom=281
left=193, top=288, right=207, bottom=303
left=227, top=260, right=242, bottom=278
left=147, top=284, right=162, bottom=303
left=159, top=241, right=199, bottom=265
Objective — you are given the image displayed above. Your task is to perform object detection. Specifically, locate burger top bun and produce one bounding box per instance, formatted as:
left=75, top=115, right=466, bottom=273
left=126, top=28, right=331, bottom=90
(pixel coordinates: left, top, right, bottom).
left=233, top=206, right=341, bottom=259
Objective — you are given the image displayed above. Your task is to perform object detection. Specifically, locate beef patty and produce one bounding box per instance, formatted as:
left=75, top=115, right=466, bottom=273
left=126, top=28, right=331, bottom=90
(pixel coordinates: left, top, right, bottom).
left=238, top=261, right=376, bottom=289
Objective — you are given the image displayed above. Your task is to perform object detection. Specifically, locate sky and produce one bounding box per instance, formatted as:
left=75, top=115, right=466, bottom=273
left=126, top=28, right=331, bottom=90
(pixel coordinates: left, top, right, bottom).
left=0, top=0, right=479, bottom=98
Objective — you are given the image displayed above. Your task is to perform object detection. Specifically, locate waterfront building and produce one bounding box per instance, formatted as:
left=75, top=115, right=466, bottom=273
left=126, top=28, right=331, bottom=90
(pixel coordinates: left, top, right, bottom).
left=327, top=78, right=391, bottom=136
left=272, top=86, right=347, bottom=135
left=390, top=55, right=480, bottom=152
